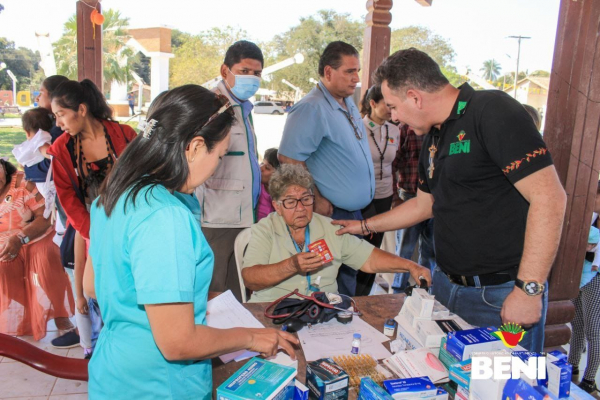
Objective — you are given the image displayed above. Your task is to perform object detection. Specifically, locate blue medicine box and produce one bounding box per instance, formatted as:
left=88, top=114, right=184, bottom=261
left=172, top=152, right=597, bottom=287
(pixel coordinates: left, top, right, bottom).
left=359, top=377, right=393, bottom=400
left=217, top=357, right=296, bottom=400
left=383, top=376, right=438, bottom=399
left=448, top=359, right=471, bottom=389
left=445, top=327, right=502, bottom=361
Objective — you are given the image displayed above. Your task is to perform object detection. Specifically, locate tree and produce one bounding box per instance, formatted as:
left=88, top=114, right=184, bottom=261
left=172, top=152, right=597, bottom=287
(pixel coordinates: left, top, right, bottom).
left=264, top=10, right=364, bottom=94
left=0, top=37, right=41, bottom=91
left=53, top=9, right=139, bottom=91
left=390, top=26, right=455, bottom=67
left=480, top=59, right=501, bottom=81
left=530, top=70, right=550, bottom=77
left=169, top=26, right=249, bottom=88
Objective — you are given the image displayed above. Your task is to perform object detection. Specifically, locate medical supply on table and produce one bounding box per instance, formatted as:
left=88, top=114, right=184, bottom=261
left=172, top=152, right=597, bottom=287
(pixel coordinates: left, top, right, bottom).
left=384, top=319, right=397, bottom=337
left=216, top=357, right=296, bottom=400
left=336, top=311, right=353, bottom=324
left=438, top=337, right=460, bottom=370
left=383, top=376, right=438, bottom=399
left=358, top=377, right=394, bottom=400
left=383, top=347, right=448, bottom=384
left=454, top=385, right=469, bottom=400
left=468, top=350, right=512, bottom=400
left=351, top=333, right=362, bottom=354
left=448, top=359, right=471, bottom=389
left=294, top=380, right=309, bottom=400
left=546, top=351, right=572, bottom=399
left=306, top=358, right=349, bottom=399
left=332, top=354, right=386, bottom=388
left=445, top=327, right=503, bottom=361
left=416, top=319, right=462, bottom=348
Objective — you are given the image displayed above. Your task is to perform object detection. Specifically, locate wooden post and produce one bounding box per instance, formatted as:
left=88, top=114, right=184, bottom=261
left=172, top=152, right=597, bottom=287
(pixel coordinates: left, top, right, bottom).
left=361, top=0, right=393, bottom=98
left=542, top=0, right=600, bottom=347
left=76, top=0, right=102, bottom=90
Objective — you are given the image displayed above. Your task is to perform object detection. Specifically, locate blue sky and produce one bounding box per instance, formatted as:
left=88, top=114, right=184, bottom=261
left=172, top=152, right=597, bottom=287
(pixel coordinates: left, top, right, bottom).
left=0, top=0, right=560, bottom=76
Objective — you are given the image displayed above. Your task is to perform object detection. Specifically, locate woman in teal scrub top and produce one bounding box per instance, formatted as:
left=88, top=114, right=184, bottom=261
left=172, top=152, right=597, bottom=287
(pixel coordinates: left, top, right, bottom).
left=83, top=85, right=298, bottom=399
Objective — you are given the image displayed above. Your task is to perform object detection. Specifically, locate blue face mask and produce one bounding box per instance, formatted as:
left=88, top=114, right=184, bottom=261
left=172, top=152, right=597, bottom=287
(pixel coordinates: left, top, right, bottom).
left=227, top=69, right=261, bottom=101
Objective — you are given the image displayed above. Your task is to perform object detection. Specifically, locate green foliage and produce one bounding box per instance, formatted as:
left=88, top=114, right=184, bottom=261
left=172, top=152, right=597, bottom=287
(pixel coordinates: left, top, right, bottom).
left=264, top=10, right=365, bottom=94
left=0, top=37, right=41, bottom=91
left=170, top=26, right=249, bottom=88
left=441, top=66, right=467, bottom=87
left=390, top=26, right=455, bottom=67
left=480, top=59, right=502, bottom=81
left=53, top=9, right=141, bottom=92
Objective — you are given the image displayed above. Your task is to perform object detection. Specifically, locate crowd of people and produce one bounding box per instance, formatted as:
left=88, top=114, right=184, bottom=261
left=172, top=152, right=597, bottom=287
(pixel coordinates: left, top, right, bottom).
left=1, top=37, right=598, bottom=397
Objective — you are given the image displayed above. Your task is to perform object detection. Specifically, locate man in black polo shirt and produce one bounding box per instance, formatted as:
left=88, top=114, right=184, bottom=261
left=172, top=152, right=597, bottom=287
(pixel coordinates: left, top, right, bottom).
left=333, top=48, right=566, bottom=352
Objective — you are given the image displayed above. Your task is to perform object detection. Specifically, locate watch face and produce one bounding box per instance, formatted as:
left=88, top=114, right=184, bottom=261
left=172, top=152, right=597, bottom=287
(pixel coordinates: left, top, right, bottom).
left=524, top=281, right=540, bottom=295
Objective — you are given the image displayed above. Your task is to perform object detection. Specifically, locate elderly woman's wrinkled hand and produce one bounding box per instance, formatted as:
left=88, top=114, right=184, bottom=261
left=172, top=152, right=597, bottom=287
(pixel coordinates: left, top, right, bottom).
left=408, top=262, right=432, bottom=288
left=290, top=252, right=324, bottom=274
left=0, top=235, right=22, bottom=262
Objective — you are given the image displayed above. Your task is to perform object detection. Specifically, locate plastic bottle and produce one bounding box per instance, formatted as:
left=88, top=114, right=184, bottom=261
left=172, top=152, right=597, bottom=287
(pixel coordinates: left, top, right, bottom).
left=351, top=333, right=361, bottom=354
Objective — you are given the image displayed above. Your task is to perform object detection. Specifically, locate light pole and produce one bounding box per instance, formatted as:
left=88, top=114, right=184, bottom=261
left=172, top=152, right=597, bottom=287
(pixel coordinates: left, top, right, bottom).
left=6, top=70, right=17, bottom=106
left=508, top=35, right=531, bottom=99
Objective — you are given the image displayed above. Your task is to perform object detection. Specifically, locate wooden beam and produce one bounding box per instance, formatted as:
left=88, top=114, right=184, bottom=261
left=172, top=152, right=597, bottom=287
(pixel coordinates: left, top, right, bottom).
left=76, top=0, right=102, bottom=90
left=542, top=0, right=600, bottom=347
left=361, top=0, right=393, bottom=97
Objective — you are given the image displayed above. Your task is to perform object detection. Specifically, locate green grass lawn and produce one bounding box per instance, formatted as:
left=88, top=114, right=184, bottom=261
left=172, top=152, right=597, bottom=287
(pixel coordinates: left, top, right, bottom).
left=0, top=127, right=27, bottom=166
left=0, top=121, right=139, bottom=167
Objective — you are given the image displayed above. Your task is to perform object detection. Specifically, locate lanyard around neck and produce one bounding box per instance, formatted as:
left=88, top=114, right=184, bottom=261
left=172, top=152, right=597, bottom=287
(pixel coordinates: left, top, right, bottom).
left=369, top=123, right=389, bottom=180
left=286, top=225, right=320, bottom=293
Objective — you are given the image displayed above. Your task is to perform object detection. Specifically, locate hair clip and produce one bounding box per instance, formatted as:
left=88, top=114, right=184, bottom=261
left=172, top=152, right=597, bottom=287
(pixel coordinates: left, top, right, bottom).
left=143, top=119, right=158, bottom=139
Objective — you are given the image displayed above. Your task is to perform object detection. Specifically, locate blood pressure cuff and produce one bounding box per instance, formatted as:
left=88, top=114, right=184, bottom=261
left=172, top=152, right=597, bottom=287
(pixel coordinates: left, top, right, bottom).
left=270, top=292, right=351, bottom=325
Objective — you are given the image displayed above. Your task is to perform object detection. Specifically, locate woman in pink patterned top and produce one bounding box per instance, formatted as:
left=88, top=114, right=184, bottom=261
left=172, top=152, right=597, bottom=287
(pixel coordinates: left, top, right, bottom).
left=0, top=159, right=74, bottom=340
left=257, top=148, right=280, bottom=221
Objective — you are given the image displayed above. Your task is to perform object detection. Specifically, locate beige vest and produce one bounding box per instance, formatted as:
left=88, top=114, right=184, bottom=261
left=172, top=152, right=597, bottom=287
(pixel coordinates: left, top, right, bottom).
left=194, top=81, right=258, bottom=228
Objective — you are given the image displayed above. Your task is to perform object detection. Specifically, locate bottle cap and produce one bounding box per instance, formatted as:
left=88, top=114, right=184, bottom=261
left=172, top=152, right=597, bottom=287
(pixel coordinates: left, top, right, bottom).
left=353, top=333, right=361, bottom=339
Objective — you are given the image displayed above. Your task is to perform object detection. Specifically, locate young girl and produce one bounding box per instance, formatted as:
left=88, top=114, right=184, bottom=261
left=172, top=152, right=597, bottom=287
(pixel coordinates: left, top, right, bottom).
left=568, top=225, right=600, bottom=394
left=257, top=148, right=280, bottom=221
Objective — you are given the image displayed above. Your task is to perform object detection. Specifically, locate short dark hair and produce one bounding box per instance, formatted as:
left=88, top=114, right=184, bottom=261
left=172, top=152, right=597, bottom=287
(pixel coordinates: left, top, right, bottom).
left=264, top=148, right=280, bottom=169
left=42, top=75, right=69, bottom=96
left=97, top=84, right=234, bottom=217
left=360, top=85, right=384, bottom=117
left=22, top=107, right=52, bottom=134
left=318, top=41, right=359, bottom=77
left=522, top=104, right=541, bottom=131
left=0, top=159, right=17, bottom=186
left=51, top=79, right=113, bottom=121
left=224, top=40, right=264, bottom=69
left=374, top=48, right=449, bottom=96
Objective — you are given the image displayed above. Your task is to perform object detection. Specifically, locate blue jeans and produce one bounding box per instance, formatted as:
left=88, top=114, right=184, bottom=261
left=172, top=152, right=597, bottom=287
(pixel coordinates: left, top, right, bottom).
left=431, top=267, right=548, bottom=352
left=88, top=298, right=103, bottom=351
left=332, top=207, right=363, bottom=297
left=392, top=190, right=436, bottom=292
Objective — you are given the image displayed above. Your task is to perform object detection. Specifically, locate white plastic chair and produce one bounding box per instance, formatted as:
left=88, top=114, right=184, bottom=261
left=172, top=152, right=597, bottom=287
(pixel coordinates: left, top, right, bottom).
left=234, top=228, right=252, bottom=303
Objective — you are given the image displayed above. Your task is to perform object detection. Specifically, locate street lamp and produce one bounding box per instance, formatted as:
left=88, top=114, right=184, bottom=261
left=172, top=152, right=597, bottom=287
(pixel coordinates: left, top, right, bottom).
left=507, top=35, right=531, bottom=99
left=6, top=69, right=17, bottom=105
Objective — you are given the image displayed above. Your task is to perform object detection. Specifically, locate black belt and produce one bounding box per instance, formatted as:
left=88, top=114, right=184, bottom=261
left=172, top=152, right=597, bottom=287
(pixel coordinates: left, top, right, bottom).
left=444, top=267, right=518, bottom=287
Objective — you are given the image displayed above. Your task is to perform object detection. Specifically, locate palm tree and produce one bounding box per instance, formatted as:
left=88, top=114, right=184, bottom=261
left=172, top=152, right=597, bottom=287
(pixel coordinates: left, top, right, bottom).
left=53, top=9, right=135, bottom=90
left=480, top=59, right=502, bottom=82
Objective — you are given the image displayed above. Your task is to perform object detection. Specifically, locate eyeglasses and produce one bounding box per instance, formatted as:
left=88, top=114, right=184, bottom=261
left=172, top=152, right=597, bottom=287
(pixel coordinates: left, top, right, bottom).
left=279, top=195, right=315, bottom=209
left=341, top=110, right=363, bottom=140
left=200, top=94, right=235, bottom=130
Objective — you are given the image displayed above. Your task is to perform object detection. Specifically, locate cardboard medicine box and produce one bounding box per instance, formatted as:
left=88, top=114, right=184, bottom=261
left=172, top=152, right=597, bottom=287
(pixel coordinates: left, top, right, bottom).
left=217, top=357, right=296, bottom=400
left=382, top=377, right=438, bottom=399
left=445, top=327, right=503, bottom=361
left=306, top=358, right=349, bottom=399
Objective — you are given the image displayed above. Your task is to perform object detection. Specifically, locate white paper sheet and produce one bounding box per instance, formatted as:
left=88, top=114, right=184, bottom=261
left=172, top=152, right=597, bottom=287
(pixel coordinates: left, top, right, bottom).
left=296, top=317, right=392, bottom=361
left=206, top=290, right=264, bottom=363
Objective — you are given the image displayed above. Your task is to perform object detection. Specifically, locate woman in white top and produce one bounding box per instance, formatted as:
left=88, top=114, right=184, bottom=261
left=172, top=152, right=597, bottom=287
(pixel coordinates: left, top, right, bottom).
left=356, top=85, right=401, bottom=295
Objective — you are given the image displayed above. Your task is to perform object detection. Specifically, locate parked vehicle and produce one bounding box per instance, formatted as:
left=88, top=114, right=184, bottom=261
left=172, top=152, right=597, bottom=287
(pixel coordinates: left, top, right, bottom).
left=254, top=101, right=285, bottom=115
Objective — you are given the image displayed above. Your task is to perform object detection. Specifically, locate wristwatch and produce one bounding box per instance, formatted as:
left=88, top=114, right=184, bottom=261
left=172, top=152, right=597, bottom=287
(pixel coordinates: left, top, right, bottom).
left=515, top=278, right=545, bottom=296
left=17, top=233, right=30, bottom=245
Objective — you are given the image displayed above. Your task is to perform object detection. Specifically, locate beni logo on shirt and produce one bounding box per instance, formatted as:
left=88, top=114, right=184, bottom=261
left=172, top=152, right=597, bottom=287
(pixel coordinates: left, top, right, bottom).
left=449, top=131, right=470, bottom=155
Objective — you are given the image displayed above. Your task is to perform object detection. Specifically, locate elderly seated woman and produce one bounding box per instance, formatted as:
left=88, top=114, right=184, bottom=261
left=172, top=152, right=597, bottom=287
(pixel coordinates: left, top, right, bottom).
left=242, top=164, right=431, bottom=303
